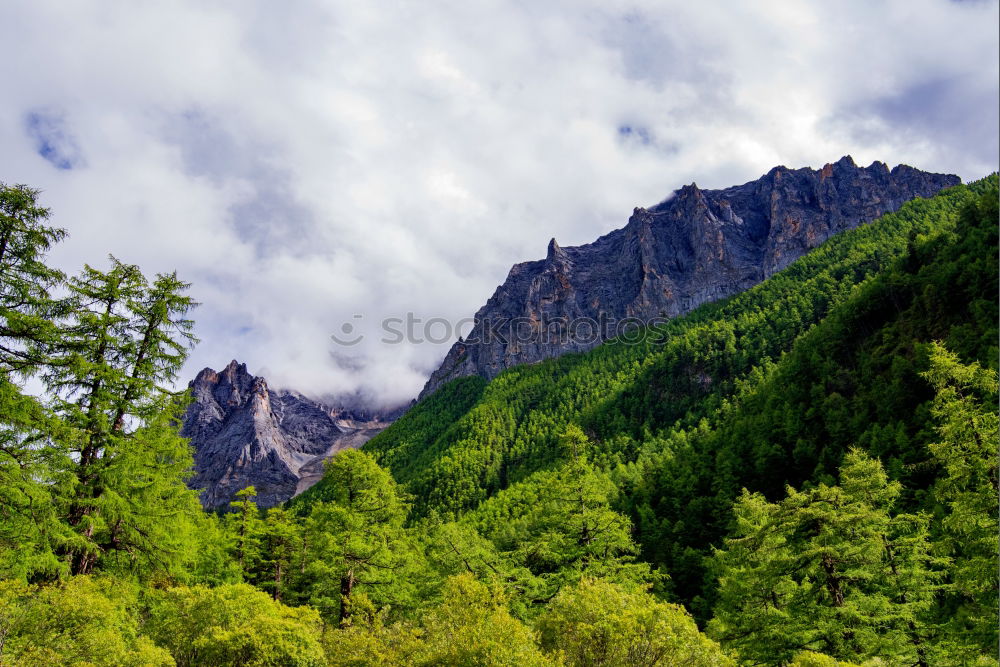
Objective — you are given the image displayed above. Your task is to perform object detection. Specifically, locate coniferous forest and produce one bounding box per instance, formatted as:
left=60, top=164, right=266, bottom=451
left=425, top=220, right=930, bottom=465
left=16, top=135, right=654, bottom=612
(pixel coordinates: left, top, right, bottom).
left=1, top=175, right=998, bottom=665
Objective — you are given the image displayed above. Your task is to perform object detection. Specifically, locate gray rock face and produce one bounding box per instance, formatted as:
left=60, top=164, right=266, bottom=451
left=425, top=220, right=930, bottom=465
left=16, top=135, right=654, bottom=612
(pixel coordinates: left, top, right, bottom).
left=182, top=360, right=395, bottom=510
left=421, top=157, right=959, bottom=398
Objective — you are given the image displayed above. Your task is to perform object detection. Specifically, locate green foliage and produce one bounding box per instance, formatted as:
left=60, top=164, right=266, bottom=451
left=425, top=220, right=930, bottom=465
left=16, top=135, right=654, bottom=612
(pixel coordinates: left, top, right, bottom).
left=226, top=485, right=264, bottom=577
left=299, top=450, right=416, bottom=623
left=786, top=653, right=867, bottom=667
left=421, top=519, right=511, bottom=585
left=0, top=182, right=67, bottom=376
left=337, top=176, right=998, bottom=619
left=922, top=343, right=999, bottom=655
left=0, top=183, right=218, bottom=584
left=300, top=177, right=999, bottom=657
left=708, top=451, right=943, bottom=665
left=465, top=426, right=655, bottom=607
left=256, top=507, right=301, bottom=603
left=326, top=374, right=487, bottom=502
left=0, top=184, right=75, bottom=582
left=0, top=380, right=74, bottom=581
left=414, top=573, right=554, bottom=666
left=174, top=509, right=241, bottom=586
left=0, top=576, right=173, bottom=666
left=325, top=573, right=555, bottom=666
left=632, top=175, right=998, bottom=607
left=1, top=177, right=997, bottom=664
left=535, top=578, right=733, bottom=666
left=44, top=258, right=200, bottom=576
left=144, top=583, right=325, bottom=667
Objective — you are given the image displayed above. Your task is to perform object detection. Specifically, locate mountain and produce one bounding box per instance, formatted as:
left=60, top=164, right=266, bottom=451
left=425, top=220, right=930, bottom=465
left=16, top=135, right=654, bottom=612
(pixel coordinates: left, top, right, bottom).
left=181, top=360, right=397, bottom=509
left=329, top=173, right=995, bottom=619
left=421, top=157, right=959, bottom=398
left=320, top=174, right=994, bottom=524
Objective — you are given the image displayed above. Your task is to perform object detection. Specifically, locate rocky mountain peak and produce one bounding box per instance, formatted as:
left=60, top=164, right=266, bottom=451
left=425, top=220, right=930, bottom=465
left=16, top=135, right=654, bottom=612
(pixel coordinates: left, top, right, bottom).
left=182, top=362, right=397, bottom=510
left=419, top=159, right=959, bottom=399
left=218, top=359, right=251, bottom=383
left=546, top=237, right=568, bottom=262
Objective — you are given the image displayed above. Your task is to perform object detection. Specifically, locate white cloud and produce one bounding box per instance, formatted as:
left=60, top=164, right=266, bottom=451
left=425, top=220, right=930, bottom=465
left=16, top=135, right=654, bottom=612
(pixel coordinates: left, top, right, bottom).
left=1, top=0, right=996, bottom=405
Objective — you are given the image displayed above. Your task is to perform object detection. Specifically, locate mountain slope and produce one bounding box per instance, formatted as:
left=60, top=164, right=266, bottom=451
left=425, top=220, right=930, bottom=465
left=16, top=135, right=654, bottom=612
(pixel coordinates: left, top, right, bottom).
left=182, top=361, right=394, bottom=509
left=324, top=177, right=985, bottom=523
left=330, top=174, right=996, bottom=619
left=421, top=157, right=959, bottom=397
left=626, top=177, right=998, bottom=609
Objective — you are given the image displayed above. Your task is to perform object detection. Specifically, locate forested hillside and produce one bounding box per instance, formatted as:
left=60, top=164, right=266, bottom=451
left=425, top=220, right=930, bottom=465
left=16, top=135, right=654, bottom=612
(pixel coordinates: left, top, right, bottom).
left=349, top=177, right=996, bottom=523
left=1, top=176, right=996, bottom=665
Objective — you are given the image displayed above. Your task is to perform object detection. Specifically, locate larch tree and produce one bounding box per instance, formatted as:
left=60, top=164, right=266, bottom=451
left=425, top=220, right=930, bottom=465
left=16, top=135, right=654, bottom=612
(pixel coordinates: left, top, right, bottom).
left=0, top=183, right=72, bottom=579
left=302, top=450, right=411, bottom=624
left=709, top=450, right=942, bottom=665
left=0, top=182, right=67, bottom=375
left=922, top=342, right=999, bottom=656
left=229, top=485, right=264, bottom=576
left=43, top=258, right=200, bottom=576
left=510, top=426, right=651, bottom=600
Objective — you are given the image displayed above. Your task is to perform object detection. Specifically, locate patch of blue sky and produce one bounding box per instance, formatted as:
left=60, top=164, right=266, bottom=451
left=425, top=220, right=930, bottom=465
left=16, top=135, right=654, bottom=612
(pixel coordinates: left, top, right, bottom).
left=24, top=110, right=84, bottom=170
left=617, top=124, right=653, bottom=145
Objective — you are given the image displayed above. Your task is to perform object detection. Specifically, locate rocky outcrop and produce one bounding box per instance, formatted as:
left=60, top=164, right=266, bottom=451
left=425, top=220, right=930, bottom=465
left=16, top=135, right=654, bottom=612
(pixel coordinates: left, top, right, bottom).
left=421, top=157, right=959, bottom=398
left=182, top=360, right=396, bottom=510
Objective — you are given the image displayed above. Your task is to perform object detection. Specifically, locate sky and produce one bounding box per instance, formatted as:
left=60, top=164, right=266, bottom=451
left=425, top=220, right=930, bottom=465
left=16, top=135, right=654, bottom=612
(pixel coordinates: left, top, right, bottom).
left=1, top=0, right=997, bottom=406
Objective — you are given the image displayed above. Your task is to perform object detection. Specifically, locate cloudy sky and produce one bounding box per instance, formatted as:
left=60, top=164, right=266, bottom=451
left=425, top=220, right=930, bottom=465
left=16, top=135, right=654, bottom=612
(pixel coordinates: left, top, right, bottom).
left=1, top=0, right=997, bottom=405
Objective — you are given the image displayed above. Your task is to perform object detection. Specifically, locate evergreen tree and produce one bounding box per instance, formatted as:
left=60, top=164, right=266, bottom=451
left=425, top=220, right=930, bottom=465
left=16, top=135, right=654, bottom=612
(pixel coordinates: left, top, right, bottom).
left=423, top=519, right=508, bottom=583
left=467, top=426, right=655, bottom=607
left=0, top=381, right=73, bottom=580
left=517, top=426, right=648, bottom=594
left=258, top=508, right=300, bottom=603
left=229, top=485, right=264, bottom=576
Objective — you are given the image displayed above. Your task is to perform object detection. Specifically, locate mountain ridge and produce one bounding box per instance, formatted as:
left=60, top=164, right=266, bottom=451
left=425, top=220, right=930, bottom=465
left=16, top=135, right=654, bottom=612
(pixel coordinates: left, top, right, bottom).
left=420, top=157, right=960, bottom=398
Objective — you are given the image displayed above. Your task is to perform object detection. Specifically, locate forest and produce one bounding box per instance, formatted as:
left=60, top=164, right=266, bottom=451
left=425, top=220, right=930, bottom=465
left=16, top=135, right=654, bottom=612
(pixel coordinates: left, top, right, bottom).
left=0, top=175, right=997, bottom=666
